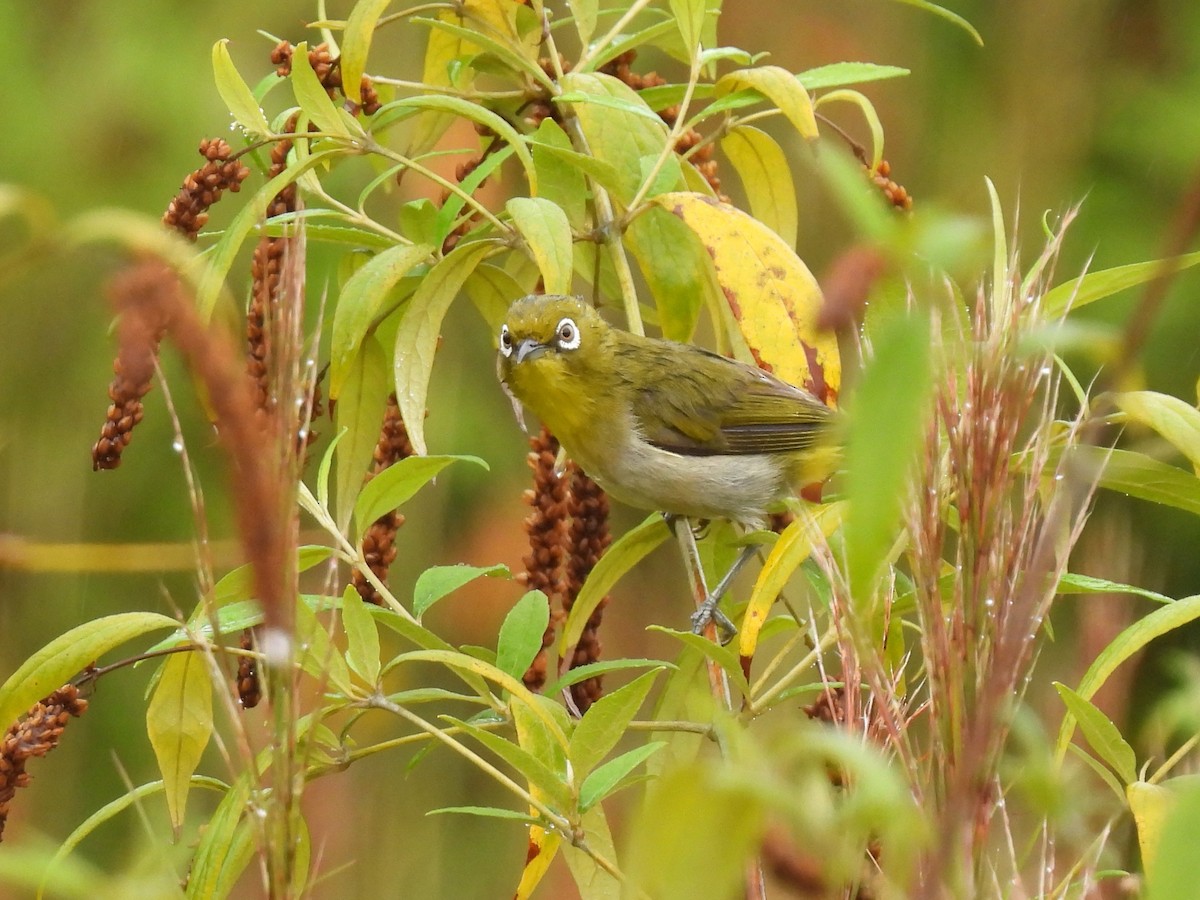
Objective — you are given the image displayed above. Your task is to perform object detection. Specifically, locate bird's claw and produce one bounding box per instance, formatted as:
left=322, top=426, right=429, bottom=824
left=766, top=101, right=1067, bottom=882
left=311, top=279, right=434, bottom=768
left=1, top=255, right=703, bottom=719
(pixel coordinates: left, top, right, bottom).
left=691, top=599, right=738, bottom=645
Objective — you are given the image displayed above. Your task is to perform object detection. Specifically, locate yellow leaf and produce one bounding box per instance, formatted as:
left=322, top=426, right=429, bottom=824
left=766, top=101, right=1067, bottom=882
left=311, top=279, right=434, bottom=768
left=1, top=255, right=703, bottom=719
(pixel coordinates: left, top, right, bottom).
left=652, top=192, right=840, bottom=404
left=146, top=652, right=214, bottom=835
left=716, top=65, right=818, bottom=140
left=720, top=126, right=797, bottom=247
left=739, top=502, right=845, bottom=658
left=1128, top=781, right=1173, bottom=879
left=515, top=826, right=562, bottom=899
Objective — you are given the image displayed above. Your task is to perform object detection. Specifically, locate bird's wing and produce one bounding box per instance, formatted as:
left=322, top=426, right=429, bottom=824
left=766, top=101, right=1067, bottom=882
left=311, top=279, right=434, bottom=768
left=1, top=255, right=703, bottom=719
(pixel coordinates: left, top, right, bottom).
left=630, top=347, right=833, bottom=456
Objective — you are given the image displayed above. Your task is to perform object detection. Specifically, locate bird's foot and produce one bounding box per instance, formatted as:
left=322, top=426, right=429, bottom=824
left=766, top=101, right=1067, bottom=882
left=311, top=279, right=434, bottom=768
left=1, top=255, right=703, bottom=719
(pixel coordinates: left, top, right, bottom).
left=691, top=598, right=738, bottom=645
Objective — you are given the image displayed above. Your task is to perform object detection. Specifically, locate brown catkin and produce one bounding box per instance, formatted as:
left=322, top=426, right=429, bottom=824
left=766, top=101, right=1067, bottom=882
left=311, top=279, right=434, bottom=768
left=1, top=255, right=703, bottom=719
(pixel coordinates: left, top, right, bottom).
left=561, top=465, right=612, bottom=713
left=91, top=265, right=175, bottom=470
left=161, top=138, right=251, bottom=241
left=352, top=394, right=415, bottom=605
left=236, top=628, right=262, bottom=709
left=247, top=114, right=301, bottom=416
left=0, top=684, right=88, bottom=843
left=869, top=159, right=913, bottom=211
left=272, top=40, right=381, bottom=115
left=519, top=427, right=570, bottom=692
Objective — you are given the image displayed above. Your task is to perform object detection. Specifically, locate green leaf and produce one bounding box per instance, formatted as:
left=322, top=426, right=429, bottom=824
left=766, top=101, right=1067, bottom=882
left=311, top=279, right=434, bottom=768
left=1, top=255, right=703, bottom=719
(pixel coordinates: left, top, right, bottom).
left=495, top=590, right=551, bottom=682
left=579, top=741, right=666, bottom=811
left=625, top=763, right=767, bottom=900
left=40, top=777, right=227, bottom=896
left=394, top=240, right=495, bottom=455
left=544, top=658, right=677, bottom=698
left=414, top=16, right=542, bottom=87
left=212, top=40, right=271, bottom=137
left=626, top=206, right=711, bottom=341
left=1066, top=445, right=1200, bottom=516
left=466, top=263, right=529, bottom=335
left=561, top=514, right=671, bottom=654
left=197, top=148, right=346, bottom=321
left=334, top=336, right=391, bottom=531
left=0, top=612, right=178, bottom=732
left=569, top=670, right=662, bottom=778
left=528, top=119, right=589, bottom=227
left=1057, top=594, right=1200, bottom=759
left=146, top=652, right=214, bottom=835
left=446, top=714, right=573, bottom=810
left=185, top=778, right=254, bottom=899
left=888, top=0, right=983, bottom=45
left=339, top=0, right=391, bottom=113
left=814, top=88, right=884, bottom=170
left=1128, top=780, right=1173, bottom=882
left=1113, top=390, right=1200, bottom=473
left=669, top=0, right=707, bottom=55
left=554, top=89, right=669, bottom=125
left=844, top=313, right=933, bottom=603
left=561, top=804, right=621, bottom=900
left=1043, top=249, right=1200, bottom=319
left=1059, top=572, right=1173, bottom=605
left=433, top=144, right=513, bottom=246
left=355, top=454, right=488, bottom=536
left=796, top=62, right=911, bottom=90
left=1053, top=683, right=1137, bottom=785
left=414, top=563, right=511, bottom=619
left=1067, top=742, right=1126, bottom=801
left=209, top=546, right=334, bottom=608
left=716, top=65, right=818, bottom=139
left=427, top=804, right=542, bottom=823
left=647, top=627, right=751, bottom=698
left=507, top=197, right=574, bottom=295
left=291, top=41, right=358, bottom=139
left=376, top=82, right=538, bottom=193
left=568, top=0, right=598, bottom=45
left=315, top=426, right=346, bottom=514
left=294, top=595, right=355, bottom=696
left=330, top=243, right=432, bottom=399
left=341, top=584, right=381, bottom=686
left=721, top=125, right=797, bottom=247
left=558, top=72, right=671, bottom=202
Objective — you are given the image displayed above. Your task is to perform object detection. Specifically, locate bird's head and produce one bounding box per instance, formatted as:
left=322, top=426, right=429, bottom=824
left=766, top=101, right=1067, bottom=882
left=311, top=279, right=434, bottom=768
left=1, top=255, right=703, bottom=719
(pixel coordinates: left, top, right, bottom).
left=497, top=293, right=616, bottom=435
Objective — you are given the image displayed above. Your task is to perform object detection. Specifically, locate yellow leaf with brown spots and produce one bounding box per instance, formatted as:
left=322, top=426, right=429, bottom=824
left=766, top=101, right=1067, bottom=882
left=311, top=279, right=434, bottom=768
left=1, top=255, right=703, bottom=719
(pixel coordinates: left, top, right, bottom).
left=651, top=192, right=840, bottom=405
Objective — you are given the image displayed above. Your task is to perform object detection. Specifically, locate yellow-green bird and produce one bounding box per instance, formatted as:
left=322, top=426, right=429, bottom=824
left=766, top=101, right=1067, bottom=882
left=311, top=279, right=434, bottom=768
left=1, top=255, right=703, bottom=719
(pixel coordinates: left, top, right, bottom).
left=497, top=293, right=840, bottom=637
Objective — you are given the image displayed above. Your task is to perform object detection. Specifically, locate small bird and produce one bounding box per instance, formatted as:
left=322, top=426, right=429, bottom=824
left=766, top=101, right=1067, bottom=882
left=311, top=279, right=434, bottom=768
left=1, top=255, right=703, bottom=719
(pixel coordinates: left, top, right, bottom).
left=498, top=294, right=840, bottom=637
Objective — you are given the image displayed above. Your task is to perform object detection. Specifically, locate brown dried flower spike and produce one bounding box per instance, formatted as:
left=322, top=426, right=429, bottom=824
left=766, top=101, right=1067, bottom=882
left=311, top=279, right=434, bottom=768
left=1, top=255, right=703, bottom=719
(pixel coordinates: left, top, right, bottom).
left=0, top=684, right=88, bottom=843
left=162, top=139, right=251, bottom=241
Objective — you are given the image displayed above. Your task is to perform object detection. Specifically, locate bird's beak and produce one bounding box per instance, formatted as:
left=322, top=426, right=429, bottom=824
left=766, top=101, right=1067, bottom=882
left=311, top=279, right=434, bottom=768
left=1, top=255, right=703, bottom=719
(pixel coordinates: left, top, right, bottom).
left=514, top=338, right=547, bottom=364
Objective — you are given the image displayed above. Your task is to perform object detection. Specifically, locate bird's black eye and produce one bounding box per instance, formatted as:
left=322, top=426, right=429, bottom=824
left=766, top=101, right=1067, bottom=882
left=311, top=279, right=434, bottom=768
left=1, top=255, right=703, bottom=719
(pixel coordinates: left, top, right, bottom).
left=499, top=324, right=513, bottom=357
left=555, top=317, right=580, bottom=350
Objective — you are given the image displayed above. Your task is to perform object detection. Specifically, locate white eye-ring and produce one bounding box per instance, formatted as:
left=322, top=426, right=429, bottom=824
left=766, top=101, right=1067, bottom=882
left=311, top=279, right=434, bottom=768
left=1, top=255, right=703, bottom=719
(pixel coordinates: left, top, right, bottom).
left=499, top=324, right=513, bottom=357
left=555, top=317, right=580, bottom=350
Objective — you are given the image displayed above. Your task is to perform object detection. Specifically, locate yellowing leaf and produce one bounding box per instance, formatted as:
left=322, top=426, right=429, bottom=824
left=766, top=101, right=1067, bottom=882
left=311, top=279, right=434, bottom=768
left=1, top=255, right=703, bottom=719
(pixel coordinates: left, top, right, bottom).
left=146, top=652, right=214, bottom=834
left=330, top=243, right=432, bottom=399
left=394, top=240, right=494, bottom=455
left=516, top=827, right=562, bottom=900
left=212, top=40, right=270, bottom=138
left=1114, top=390, right=1200, bottom=474
left=739, top=502, right=845, bottom=659
left=1128, top=781, right=1173, bottom=879
left=506, top=197, right=573, bottom=294
left=716, top=65, right=818, bottom=140
left=720, top=125, right=797, bottom=247
left=652, top=192, right=840, bottom=403
left=340, top=0, right=392, bottom=113
left=291, top=42, right=359, bottom=139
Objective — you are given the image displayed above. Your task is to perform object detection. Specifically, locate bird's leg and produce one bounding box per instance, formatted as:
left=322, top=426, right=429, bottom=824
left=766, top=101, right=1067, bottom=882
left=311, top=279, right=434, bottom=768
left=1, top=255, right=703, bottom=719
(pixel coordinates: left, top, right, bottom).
left=667, top=514, right=742, bottom=644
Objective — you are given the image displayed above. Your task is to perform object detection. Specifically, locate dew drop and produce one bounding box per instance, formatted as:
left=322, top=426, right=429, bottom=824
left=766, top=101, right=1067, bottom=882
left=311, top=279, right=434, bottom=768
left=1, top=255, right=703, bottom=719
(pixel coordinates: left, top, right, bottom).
left=171, top=439, right=184, bottom=453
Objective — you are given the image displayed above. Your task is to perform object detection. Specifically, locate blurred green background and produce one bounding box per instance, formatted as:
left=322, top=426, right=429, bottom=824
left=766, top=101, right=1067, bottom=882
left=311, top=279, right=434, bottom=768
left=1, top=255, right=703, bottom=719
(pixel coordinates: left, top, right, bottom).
left=0, top=0, right=1198, bottom=896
